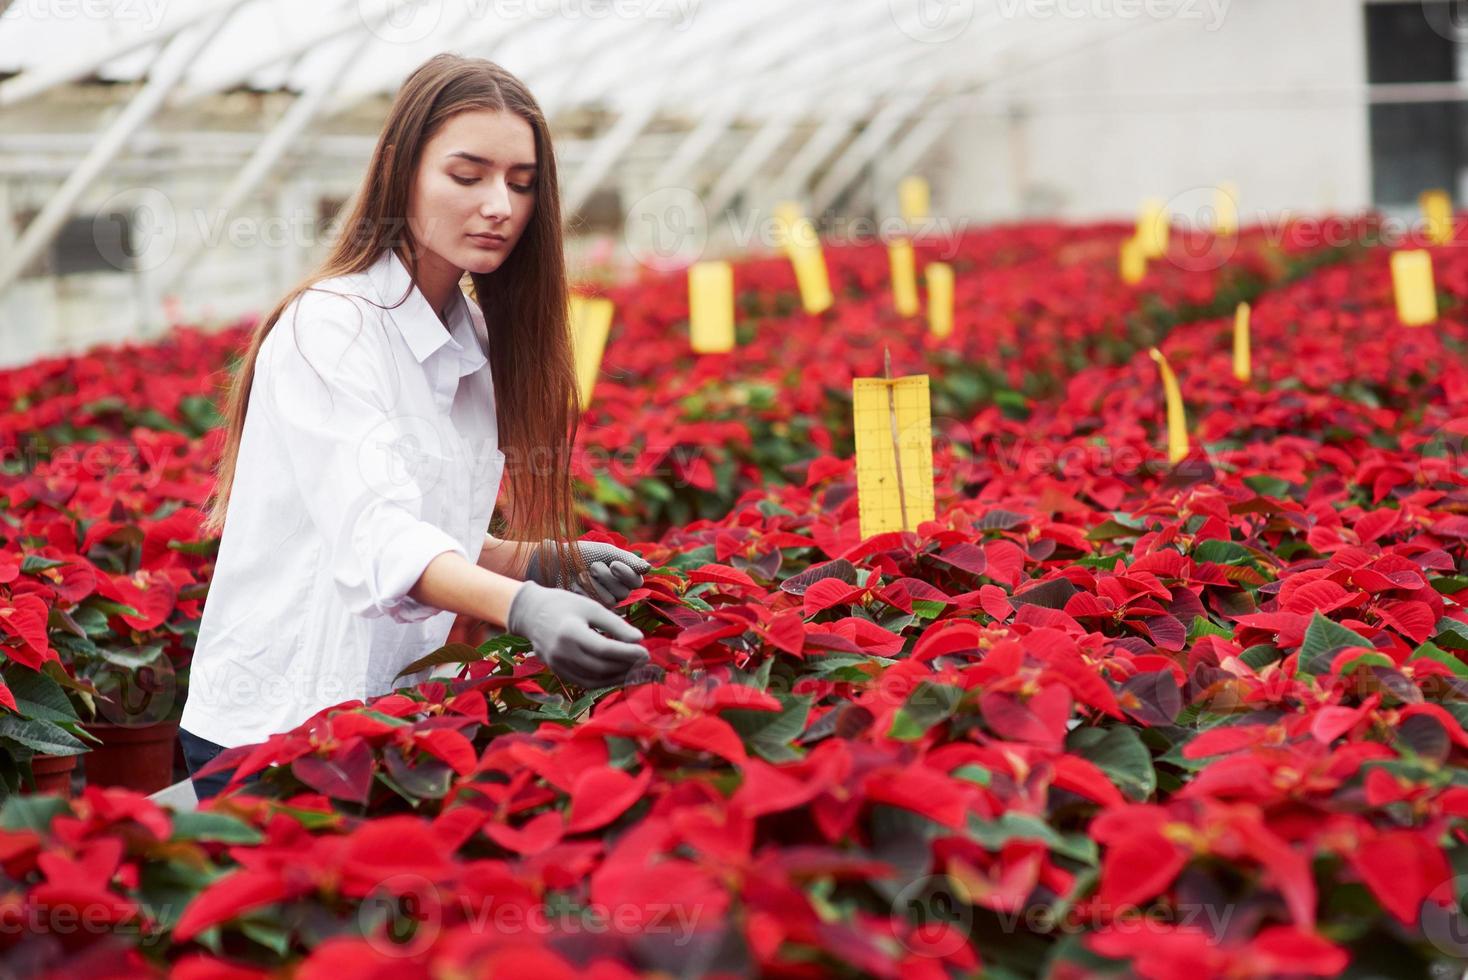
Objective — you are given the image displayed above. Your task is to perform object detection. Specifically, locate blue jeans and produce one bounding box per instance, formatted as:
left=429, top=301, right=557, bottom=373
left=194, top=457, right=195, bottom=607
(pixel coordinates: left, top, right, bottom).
left=178, top=727, right=260, bottom=801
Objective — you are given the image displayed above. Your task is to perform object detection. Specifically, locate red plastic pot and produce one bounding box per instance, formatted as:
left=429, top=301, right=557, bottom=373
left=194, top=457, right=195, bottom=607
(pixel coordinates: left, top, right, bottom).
left=81, top=719, right=181, bottom=794
left=26, top=753, right=78, bottom=797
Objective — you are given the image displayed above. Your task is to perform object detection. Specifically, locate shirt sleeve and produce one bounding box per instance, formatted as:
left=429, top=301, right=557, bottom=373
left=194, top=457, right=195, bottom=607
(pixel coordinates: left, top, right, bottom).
left=255, top=288, right=467, bottom=624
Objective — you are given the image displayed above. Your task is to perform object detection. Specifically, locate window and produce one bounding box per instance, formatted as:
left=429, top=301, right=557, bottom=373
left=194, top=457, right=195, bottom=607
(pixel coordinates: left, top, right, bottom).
left=1365, top=1, right=1468, bottom=205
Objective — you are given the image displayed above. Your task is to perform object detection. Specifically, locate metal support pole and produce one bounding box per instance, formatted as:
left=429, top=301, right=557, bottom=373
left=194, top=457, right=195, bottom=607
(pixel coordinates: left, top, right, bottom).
left=156, top=28, right=377, bottom=296
left=0, top=9, right=237, bottom=297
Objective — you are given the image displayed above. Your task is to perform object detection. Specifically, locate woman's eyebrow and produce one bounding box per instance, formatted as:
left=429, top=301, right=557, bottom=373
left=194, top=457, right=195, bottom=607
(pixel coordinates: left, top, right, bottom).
left=447, top=151, right=537, bottom=171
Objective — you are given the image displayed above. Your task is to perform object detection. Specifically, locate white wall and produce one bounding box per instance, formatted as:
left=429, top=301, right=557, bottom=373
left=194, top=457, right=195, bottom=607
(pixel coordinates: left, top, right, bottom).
left=931, top=0, right=1373, bottom=224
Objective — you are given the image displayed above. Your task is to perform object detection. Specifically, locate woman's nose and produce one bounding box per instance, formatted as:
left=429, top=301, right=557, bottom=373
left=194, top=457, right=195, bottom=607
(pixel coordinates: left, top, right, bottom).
left=480, top=183, right=512, bottom=219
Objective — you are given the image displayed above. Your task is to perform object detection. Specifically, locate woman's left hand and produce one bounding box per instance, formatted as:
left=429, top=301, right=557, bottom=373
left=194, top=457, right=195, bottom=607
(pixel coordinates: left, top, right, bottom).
left=525, top=539, right=652, bottom=607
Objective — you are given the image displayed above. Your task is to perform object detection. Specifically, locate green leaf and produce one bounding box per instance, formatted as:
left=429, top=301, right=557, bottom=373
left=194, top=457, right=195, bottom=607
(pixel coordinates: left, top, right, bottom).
left=1243, top=474, right=1292, bottom=498
left=888, top=682, right=962, bottom=741
left=19, top=556, right=66, bottom=574
left=1338, top=650, right=1396, bottom=676
left=68, top=604, right=113, bottom=639
left=238, top=918, right=291, bottom=957
left=1239, top=644, right=1282, bottom=669
left=395, top=641, right=493, bottom=679
left=637, top=478, right=675, bottom=504
left=86, top=598, right=143, bottom=620
left=1299, top=612, right=1375, bottom=676
left=100, top=643, right=165, bottom=670
left=910, top=599, right=947, bottom=621
left=724, top=692, right=810, bottom=763
left=1068, top=726, right=1155, bottom=802
left=1431, top=576, right=1468, bottom=596
left=967, top=811, right=1098, bottom=866
left=1433, top=618, right=1468, bottom=651
left=1187, top=616, right=1233, bottom=642
left=1191, top=540, right=1254, bottom=564
left=1410, top=641, right=1468, bottom=678
left=178, top=395, right=223, bottom=435
left=169, top=810, right=264, bottom=844
left=952, top=763, right=991, bottom=786
left=4, top=669, right=80, bottom=724
left=1086, top=520, right=1141, bottom=542
left=0, top=794, right=68, bottom=831
left=0, top=716, right=87, bottom=755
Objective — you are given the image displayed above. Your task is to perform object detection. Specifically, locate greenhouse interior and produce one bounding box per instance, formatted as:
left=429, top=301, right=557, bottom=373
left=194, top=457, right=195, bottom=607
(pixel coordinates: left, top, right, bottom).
left=3, top=0, right=1468, bottom=976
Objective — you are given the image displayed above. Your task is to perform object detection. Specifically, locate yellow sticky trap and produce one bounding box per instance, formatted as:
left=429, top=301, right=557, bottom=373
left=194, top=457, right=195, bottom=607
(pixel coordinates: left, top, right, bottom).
left=786, top=217, right=833, bottom=315
left=1233, top=302, right=1251, bottom=383
left=1120, top=236, right=1147, bottom=285
left=1421, top=189, right=1454, bottom=246
left=926, top=262, right=954, bottom=339
left=889, top=238, right=919, bottom=317
left=688, top=260, right=734, bottom=353
left=570, top=294, right=614, bottom=405
left=774, top=201, right=804, bottom=247
left=1137, top=198, right=1170, bottom=259
left=898, top=176, right=930, bottom=223
left=853, top=374, right=935, bottom=538
left=1215, top=182, right=1239, bottom=237
left=1392, top=250, right=1438, bottom=326
left=1148, top=347, right=1189, bottom=465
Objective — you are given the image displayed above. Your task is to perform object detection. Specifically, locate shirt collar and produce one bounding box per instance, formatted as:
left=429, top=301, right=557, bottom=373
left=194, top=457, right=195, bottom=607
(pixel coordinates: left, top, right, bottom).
left=368, top=248, right=488, bottom=378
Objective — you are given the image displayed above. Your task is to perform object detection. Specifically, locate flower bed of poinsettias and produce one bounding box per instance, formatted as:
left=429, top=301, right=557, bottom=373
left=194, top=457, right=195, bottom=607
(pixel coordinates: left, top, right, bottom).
left=0, top=221, right=1341, bottom=793
left=0, top=215, right=1466, bottom=977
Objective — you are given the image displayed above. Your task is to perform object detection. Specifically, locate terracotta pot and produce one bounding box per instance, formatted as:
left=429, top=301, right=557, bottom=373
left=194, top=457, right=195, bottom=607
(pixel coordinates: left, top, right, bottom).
left=26, top=753, right=78, bottom=797
left=81, top=719, right=181, bottom=794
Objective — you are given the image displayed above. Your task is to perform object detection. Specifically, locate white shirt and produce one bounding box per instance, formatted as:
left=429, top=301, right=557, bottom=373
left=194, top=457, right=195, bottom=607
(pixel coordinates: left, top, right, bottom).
left=180, top=249, right=506, bottom=749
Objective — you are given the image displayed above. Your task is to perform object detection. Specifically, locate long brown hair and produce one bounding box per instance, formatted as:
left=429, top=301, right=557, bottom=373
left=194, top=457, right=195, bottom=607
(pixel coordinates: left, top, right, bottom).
left=203, top=52, right=593, bottom=598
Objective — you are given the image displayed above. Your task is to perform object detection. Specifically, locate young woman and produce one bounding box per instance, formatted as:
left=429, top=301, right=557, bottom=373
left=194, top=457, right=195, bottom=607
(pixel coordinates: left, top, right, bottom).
left=177, top=53, right=651, bottom=801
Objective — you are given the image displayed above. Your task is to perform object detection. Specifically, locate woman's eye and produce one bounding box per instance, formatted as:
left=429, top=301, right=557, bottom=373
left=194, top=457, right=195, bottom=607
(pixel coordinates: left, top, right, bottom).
left=450, top=175, right=479, bottom=185
left=511, top=184, right=534, bottom=194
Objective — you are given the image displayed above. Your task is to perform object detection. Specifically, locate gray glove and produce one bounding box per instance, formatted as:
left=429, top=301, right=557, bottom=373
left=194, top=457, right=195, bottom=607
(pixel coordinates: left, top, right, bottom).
left=524, top=538, right=652, bottom=607
left=506, top=579, right=650, bottom=689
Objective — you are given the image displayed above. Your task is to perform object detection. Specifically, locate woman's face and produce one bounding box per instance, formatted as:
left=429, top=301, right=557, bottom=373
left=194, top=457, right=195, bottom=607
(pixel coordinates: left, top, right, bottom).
left=407, top=108, right=538, bottom=277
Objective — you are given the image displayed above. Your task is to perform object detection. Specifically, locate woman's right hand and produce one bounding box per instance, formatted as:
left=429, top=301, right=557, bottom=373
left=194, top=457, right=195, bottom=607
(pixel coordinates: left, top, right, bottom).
left=505, top=580, right=650, bottom=689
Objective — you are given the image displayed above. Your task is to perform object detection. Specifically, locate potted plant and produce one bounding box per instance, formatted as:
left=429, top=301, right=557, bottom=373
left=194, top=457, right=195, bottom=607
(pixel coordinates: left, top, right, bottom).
left=51, top=601, right=183, bottom=795
left=0, top=662, right=96, bottom=799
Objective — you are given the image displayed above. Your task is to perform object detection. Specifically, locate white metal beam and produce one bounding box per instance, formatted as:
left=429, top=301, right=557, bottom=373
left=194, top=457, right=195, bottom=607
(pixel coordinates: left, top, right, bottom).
left=155, top=27, right=377, bottom=296
left=0, top=10, right=238, bottom=296
left=167, top=0, right=386, bottom=109
left=0, top=0, right=248, bottom=109
left=702, top=116, right=806, bottom=219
